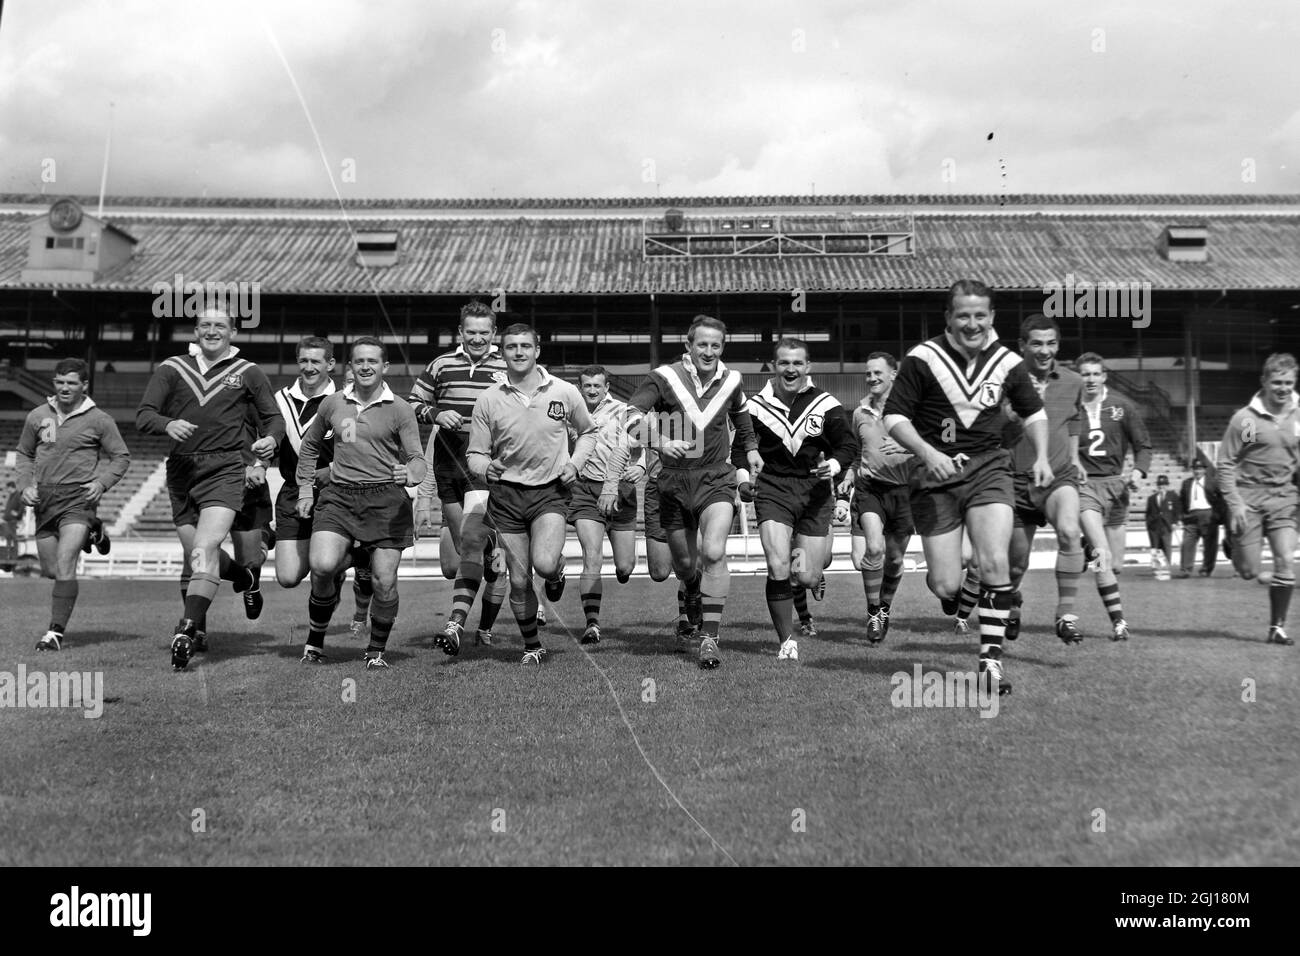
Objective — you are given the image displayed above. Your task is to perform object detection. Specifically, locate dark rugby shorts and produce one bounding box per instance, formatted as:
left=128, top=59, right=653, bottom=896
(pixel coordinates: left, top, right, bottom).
left=488, top=479, right=570, bottom=535
left=657, top=462, right=736, bottom=534
left=34, top=483, right=97, bottom=538
left=167, top=452, right=246, bottom=527
left=1079, top=474, right=1131, bottom=528
left=434, top=451, right=489, bottom=506
left=910, top=449, right=1014, bottom=537
left=754, top=472, right=835, bottom=537
left=851, top=475, right=915, bottom=537
left=275, top=483, right=312, bottom=540
left=232, top=480, right=273, bottom=533
left=1014, top=470, right=1081, bottom=529
left=568, top=477, right=638, bottom=531
left=313, top=482, right=415, bottom=550
left=1234, top=483, right=1298, bottom=559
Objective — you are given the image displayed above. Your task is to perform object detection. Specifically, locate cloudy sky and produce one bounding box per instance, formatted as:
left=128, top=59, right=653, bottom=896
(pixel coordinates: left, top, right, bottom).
left=1, top=0, right=1296, bottom=199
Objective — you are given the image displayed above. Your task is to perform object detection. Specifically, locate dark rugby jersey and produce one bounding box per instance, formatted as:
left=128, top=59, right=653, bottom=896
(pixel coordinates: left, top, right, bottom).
left=407, top=346, right=507, bottom=461
left=627, top=357, right=758, bottom=471
left=136, top=350, right=284, bottom=456
left=883, top=331, right=1043, bottom=456
left=733, top=380, right=856, bottom=479
left=1006, top=363, right=1083, bottom=474
left=274, top=378, right=337, bottom=488
left=1078, top=386, right=1152, bottom=478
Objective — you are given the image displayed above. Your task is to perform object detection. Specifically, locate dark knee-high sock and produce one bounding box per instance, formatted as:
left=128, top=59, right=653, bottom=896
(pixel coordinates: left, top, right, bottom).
left=182, top=572, right=219, bottom=626
left=477, top=572, right=507, bottom=631
left=956, top=566, right=981, bottom=621
left=861, top=555, right=885, bottom=613
left=451, top=550, right=484, bottom=625
left=307, top=579, right=340, bottom=648
left=792, top=585, right=810, bottom=624
left=881, top=560, right=903, bottom=609
left=511, top=590, right=541, bottom=648
left=1096, top=568, right=1125, bottom=623
left=1270, top=574, right=1294, bottom=627
left=676, top=582, right=690, bottom=630
left=1055, top=547, right=1085, bottom=619
left=699, top=563, right=730, bottom=639
left=50, top=580, right=78, bottom=632
left=369, top=593, right=398, bottom=651
left=765, top=576, right=794, bottom=642
left=352, top=567, right=374, bottom=623
left=581, top=577, right=602, bottom=627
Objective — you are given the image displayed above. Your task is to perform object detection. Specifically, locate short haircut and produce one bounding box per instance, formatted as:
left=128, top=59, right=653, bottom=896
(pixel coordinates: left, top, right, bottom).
left=1261, top=352, right=1299, bottom=379
left=460, top=300, right=495, bottom=324
left=1075, top=351, right=1106, bottom=371
left=945, top=278, right=995, bottom=312
left=54, top=357, right=89, bottom=381
left=579, top=364, right=608, bottom=382
left=1192, top=458, right=1206, bottom=469
left=774, top=337, right=810, bottom=361
left=350, top=336, right=387, bottom=362
left=195, top=306, right=233, bottom=323
left=866, top=351, right=898, bottom=370
left=687, top=314, right=727, bottom=342
left=296, top=336, right=333, bottom=358
left=1020, top=313, right=1060, bottom=340
left=501, top=323, right=539, bottom=346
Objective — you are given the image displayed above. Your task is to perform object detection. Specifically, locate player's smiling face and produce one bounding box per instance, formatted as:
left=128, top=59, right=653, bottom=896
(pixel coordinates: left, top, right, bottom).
left=865, top=357, right=895, bottom=398
left=194, top=312, right=234, bottom=359
left=1262, top=369, right=1297, bottom=410
left=773, top=345, right=810, bottom=399
left=688, top=327, right=725, bottom=377
left=1020, top=328, right=1059, bottom=373
left=945, top=295, right=994, bottom=354
left=52, top=372, right=87, bottom=411
left=460, top=316, right=495, bottom=360
left=1078, top=362, right=1105, bottom=398
left=348, top=345, right=387, bottom=388
left=579, top=374, right=608, bottom=409
left=502, top=332, right=538, bottom=375
left=297, top=347, right=335, bottom=390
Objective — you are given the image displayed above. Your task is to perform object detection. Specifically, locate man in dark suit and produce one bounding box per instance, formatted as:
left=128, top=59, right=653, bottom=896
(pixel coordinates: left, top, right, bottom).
left=1179, top=459, right=1222, bottom=577
left=1146, top=474, right=1180, bottom=566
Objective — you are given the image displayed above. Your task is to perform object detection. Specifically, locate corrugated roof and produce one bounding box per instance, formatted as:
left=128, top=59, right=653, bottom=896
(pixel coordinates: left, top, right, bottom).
left=1, top=200, right=1298, bottom=295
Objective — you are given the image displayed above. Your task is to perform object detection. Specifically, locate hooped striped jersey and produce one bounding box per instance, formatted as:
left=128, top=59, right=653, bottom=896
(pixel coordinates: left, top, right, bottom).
left=136, top=350, right=284, bottom=456
left=883, top=331, right=1044, bottom=456
left=273, top=378, right=337, bottom=488
left=626, top=357, right=758, bottom=470
left=1077, top=386, right=1153, bottom=478
left=736, top=380, right=856, bottom=478
left=407, top=346, right=507, bottom=461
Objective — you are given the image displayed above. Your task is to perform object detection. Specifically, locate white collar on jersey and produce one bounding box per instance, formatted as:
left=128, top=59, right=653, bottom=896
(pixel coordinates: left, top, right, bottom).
left=342, top=382, right=395, bottom=408
left=1247, top=389, right=1300, bottom=419
left=680, top=354, right=731, bottom=395
left=287, top=377, right=337, bottom=403
left=187, top=342, right=241, bottom=374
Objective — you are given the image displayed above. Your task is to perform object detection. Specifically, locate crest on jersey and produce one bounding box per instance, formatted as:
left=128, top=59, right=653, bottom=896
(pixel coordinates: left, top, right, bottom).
left=1110, top=405, right=1124, bottom=421
left=547, top=400, right=566, bottom=421
left=224, top=373, right=243, bottom=389
left=979, top=381, right=1001, bottom=408
left=805, top=413, right=824, bottom=436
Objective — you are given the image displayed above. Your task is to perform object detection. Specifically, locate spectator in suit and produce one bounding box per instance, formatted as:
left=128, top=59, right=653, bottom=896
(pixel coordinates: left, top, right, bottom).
left=3, top=480, right=22, bottom=561
left=1179, top=459, right=1221, bottom=577
left=1146, top=475, right=1180, bottom=565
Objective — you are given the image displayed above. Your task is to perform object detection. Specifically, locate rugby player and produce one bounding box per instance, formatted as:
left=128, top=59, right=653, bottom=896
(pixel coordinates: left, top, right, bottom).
left=465, top=324, right=597, bottom=664
left=137, top=307, right=284, bottom=671
left=18, top=358, right=130, bottom=650
left=627, top=315, right=761, bottom=669
left=1217, top=353, right=1300, bottom=646
left=883, top=280, right=1049, bottom=695
left=295, top=337, right=426, bottom=668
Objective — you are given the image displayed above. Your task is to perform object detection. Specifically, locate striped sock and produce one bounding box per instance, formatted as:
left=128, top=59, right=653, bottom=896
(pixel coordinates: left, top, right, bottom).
left=881, top=564, right=903, bottom=608
left=1096, top=570, right=1125, bottom=623
left=676, top=582, right=689, bottom=629
left=861, top=555, right=884, bottom=613
left=792, top=585, right=810, bottom=624
left=1055, top=548, right=1086, bottom=619
left=699, top=564, right=730, bottom=639
left=1270, top=574, right=1294, bottom=627
left=977, top=583, right=1015, bottom=659
left=511, top=590, right=540, bottom=645
left=50, top=579, right=78, bottom=631
left=368, top=593, right=397, bottom=651
left=581, top=585, right=602, bottom=627
left=956, top=566, right=981, bottom=621
left=765, top=576, right=794, bottom=642
left=307, top=582, right=339, bottom=648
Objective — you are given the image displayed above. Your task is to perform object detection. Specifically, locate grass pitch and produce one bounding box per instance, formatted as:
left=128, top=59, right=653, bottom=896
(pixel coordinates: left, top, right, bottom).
left=1, top=567, right=1297, bottom=866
